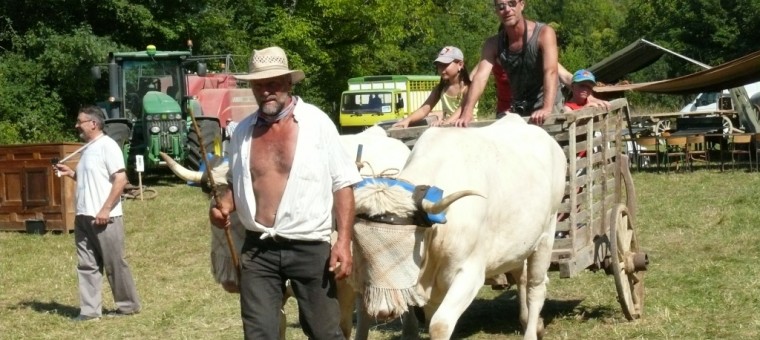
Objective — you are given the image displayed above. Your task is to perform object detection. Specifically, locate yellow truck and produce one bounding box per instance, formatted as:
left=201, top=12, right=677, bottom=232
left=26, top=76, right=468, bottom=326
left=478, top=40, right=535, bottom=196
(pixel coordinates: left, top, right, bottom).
left=338, top=75, right=441, bottom=133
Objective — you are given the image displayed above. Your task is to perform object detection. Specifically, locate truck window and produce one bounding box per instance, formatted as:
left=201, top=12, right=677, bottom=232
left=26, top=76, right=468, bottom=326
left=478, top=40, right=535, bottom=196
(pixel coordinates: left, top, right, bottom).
left=696, top=92, right=719, bottom=107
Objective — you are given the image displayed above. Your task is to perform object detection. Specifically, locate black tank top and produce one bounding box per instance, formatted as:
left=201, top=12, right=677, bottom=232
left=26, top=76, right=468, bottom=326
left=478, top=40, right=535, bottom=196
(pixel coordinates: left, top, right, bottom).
left=498, top=21, right=561, bottom=115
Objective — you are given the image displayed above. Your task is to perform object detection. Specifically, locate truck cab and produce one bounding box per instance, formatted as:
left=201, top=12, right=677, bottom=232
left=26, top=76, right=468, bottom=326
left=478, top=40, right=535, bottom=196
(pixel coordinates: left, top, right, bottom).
left=339, top=75, right=440, bottom=133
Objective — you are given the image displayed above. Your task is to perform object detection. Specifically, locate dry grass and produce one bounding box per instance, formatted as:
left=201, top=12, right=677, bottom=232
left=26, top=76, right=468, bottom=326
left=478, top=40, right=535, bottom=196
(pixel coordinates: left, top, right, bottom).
left=2, top=170, right=760, bottom=339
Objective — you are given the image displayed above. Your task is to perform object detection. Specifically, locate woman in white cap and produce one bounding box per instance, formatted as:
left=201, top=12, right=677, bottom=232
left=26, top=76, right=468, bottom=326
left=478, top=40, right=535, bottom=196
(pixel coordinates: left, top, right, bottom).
left=393, top=46, right=478, bottom=128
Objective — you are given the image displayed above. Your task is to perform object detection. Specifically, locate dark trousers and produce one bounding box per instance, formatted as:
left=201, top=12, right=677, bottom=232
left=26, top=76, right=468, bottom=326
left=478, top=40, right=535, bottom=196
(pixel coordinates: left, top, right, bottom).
left=239, top=231, right=344, bottom=340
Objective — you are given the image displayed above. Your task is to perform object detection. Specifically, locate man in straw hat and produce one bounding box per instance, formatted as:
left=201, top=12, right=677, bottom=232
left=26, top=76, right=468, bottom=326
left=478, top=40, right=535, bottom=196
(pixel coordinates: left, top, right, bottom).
left=210, top=46, right=362, bottom=339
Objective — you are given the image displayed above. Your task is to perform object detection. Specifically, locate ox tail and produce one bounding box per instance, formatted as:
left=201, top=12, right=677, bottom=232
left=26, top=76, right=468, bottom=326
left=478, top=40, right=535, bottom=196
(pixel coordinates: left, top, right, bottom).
left=160, top=152, right=203, bottom=183
left=421, top=190, right=485, bottom=215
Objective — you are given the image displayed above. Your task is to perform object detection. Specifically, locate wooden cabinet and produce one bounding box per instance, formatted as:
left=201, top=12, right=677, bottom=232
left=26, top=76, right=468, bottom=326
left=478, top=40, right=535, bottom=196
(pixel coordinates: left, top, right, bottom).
left=0, top=143, right=83, bottom=232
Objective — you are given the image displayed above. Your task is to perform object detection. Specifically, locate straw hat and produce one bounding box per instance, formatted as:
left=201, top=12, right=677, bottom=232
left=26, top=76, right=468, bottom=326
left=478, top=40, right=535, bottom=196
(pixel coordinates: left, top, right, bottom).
left=234, top=46, right=305, bottom=83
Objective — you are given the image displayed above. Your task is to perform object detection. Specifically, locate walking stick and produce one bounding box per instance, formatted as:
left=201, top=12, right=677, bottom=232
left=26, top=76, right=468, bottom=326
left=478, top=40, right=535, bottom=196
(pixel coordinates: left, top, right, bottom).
left=188, top=115, right=241, bottom=284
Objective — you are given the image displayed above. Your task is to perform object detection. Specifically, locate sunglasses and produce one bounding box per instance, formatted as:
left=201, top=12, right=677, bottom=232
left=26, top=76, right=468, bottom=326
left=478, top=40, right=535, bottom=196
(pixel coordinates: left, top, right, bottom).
left=494, top=1, right=519, bottom=11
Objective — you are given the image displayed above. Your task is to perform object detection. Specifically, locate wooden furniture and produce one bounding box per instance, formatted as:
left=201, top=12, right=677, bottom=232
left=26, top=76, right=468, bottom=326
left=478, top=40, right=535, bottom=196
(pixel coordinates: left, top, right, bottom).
left=0, top=143, right=83, bottom=232
left=685, top=135, right=709, bottom=170
left=664, top=136, right=687, bottom=172
left=727, top=134, right=753, bottom=170
left=634, top=136, right=661, bottom=172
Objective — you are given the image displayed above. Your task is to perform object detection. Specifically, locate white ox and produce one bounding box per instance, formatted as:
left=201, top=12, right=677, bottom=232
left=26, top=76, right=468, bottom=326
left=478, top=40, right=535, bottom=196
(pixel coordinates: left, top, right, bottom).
left=163, top=125, right=411, bottom=339
left=351, top=116, right=567, bottom=339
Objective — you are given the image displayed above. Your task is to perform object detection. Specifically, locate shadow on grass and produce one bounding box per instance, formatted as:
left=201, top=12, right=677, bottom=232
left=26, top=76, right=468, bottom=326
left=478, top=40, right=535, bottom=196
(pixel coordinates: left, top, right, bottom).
left=331, top=289, right=616, bottom=338
left=14, top=300, right=79, bottom=317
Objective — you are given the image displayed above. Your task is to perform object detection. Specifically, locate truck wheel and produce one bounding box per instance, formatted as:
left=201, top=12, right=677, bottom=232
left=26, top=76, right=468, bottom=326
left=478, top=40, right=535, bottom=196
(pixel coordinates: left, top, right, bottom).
left=187, top=119, right=221, bottom=171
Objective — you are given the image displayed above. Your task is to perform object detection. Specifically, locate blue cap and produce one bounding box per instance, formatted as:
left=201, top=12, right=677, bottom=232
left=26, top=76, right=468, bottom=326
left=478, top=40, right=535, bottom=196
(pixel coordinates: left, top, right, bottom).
left=572, top=69, right=596, bottom=84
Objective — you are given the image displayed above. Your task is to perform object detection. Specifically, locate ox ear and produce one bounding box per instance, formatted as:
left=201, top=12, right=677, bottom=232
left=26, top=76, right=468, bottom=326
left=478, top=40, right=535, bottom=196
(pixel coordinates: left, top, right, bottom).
left=421, top=190, right=484, bottom=215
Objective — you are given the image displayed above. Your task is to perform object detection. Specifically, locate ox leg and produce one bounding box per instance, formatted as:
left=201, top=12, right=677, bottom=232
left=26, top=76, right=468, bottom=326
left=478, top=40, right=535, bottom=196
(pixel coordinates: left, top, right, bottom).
left=400, top=309, right=421, bottom=339
left=336, top=280, right=355, bottom=339
left=427, top=271, right=484, bottom=340
left=354, top=296, right=372, bottom=340
left=510, top=263, right=529, bottom=330
left=522, top=233, right=555, bottom=340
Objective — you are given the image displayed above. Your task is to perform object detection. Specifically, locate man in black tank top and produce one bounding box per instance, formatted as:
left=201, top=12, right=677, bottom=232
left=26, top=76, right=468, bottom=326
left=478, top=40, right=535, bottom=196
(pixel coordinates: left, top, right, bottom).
left=457, top=0, right=561, bottom=126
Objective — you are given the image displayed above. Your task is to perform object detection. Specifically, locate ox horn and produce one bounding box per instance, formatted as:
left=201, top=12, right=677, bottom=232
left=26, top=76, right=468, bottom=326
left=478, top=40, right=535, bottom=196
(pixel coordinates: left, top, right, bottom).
left=159, top=152, right=203, bottom=183
left=421, top=190, right=485, bottom=215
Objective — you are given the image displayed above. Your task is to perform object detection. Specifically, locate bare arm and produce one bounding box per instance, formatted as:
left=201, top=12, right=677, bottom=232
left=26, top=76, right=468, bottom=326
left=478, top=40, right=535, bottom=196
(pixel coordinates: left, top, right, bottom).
left=558, top=63, right=572, bottom=87
left=392, top=87, right=442, bottom=128
left=95, top=170, right=127, bottom=226
left=330, top=186, right=355, bottom=280
left=456, top=35, right=498, bottom=127
left=530, top=25, right=559, bottom=126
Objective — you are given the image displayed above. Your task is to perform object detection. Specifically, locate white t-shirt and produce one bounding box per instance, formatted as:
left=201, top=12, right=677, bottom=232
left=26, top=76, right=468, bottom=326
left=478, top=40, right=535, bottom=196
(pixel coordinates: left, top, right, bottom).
left=227, top=98, right=362, bottom=242
left=75, top=134, right=125, bottom=217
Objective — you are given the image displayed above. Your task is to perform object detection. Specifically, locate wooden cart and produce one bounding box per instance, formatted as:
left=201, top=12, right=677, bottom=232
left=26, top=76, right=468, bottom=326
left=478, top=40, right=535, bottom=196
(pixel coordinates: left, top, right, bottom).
left=631, top=109, right=739, bottom=136
left=386, top=98, right=649, bottom=321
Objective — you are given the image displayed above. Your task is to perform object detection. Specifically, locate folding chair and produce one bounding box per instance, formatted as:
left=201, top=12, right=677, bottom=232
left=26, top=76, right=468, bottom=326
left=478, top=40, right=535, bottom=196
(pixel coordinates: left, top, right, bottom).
left=727, top=134, right=753, bottom=170
left=634, top=136, right=660, bottom=172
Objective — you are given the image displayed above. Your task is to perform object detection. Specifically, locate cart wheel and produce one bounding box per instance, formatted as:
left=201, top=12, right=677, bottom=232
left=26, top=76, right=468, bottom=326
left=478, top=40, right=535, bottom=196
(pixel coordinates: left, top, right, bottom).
left=609, top=203, right=647, bottom=320
left=619, top=155, right=638, bottom=226
left=722, top=116, right=733, bottom=135
left=654, top=120, right=671, bottom=136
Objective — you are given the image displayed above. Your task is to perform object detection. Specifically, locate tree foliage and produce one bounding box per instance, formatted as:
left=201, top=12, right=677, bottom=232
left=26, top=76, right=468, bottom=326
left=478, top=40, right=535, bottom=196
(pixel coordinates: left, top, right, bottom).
left=1, top=0, right=760, bottom=143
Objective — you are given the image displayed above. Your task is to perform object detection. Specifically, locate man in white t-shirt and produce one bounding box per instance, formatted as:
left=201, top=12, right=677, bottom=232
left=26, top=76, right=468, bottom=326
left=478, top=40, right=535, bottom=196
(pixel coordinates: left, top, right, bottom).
left=54, top=106, right=141, bottom=322
left=210, top=46, right=361, bottom=339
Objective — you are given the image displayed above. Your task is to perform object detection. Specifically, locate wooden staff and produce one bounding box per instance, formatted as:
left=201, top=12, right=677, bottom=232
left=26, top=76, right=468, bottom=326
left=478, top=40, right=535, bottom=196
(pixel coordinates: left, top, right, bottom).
left=188, top=115, right=241, bottom=283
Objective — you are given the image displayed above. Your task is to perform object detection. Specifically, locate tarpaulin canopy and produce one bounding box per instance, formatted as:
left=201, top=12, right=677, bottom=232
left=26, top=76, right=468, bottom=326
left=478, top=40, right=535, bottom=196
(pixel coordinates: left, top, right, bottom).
left=588, top=39, right=709, bottom=84
left=594, top=49, right=760, bottom=95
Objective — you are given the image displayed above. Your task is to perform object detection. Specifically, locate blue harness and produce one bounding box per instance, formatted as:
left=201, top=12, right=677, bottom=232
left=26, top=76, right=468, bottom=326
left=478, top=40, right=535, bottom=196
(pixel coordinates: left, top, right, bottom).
left=356, top=177, right=447, bottom=225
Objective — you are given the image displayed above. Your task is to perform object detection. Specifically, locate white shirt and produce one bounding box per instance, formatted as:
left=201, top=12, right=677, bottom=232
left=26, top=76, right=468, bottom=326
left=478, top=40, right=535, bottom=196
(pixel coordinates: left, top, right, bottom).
left=75, top=134, right=125, bottom=217
left=227, top=97, right=362, bottom=242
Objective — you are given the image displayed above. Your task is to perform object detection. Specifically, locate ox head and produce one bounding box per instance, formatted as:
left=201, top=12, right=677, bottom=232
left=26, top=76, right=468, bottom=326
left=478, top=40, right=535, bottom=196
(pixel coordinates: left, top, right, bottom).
left=159, top=152, right=229, bottom=195
left=352, top=177, right=481, bottom=320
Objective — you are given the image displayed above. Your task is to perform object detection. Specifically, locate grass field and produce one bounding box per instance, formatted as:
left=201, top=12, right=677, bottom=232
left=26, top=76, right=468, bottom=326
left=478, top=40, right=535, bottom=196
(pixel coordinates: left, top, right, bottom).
left=2, top=169, right=760, bottom=339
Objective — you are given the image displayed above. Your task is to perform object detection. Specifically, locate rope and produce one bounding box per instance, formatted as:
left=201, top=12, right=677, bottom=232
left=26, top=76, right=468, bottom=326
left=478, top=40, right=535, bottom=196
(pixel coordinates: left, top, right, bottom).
left=358, top=161, right=401, bottom=178
left=122, top=184, right=158, bottom=200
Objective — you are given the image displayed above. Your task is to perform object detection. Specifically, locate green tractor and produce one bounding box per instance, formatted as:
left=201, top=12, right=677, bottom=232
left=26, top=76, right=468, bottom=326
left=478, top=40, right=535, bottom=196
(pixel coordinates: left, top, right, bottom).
left=91, top=45, right=249, bottom=177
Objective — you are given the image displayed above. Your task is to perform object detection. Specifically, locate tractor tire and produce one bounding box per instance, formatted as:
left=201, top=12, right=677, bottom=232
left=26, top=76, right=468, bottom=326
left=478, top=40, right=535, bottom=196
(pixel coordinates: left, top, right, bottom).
left=187, top=119, right=222, bottom=171
left=104, top=121, right=131, bottom=151
left=104, top=121, right=135, bottom=181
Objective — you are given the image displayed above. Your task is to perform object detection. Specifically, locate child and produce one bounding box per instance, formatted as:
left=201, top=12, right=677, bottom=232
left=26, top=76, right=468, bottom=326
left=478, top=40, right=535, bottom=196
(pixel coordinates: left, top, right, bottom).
left=393, top=46, right=477, bottom=128
left=564, top=69, right=604, bottom=112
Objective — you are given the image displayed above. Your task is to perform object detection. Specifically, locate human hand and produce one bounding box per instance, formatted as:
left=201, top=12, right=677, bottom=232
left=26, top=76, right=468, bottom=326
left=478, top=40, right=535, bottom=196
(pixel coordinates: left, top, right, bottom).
left=453, top=116, right=472, bottom=128
left=587, top=96, right=611, bottom=111
left=529, top=108, right=551, bottom=126
left=209, top=205, right=230, bottom=229
left=391, top=120, right=409, bottom=129
left=52, top=163, right=74, bottom=178
left=429, top=119, right=444, bottom=127
left=329, top=239, right=352, bottom=280
left=94, top=209, right=111, bottom=227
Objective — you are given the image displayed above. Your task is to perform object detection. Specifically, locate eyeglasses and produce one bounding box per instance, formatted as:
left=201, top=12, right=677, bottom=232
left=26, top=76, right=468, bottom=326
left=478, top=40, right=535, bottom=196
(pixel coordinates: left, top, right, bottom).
left=76, top=119, right=94, bottom=125
left=494, top=1, right=519, bottom=11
